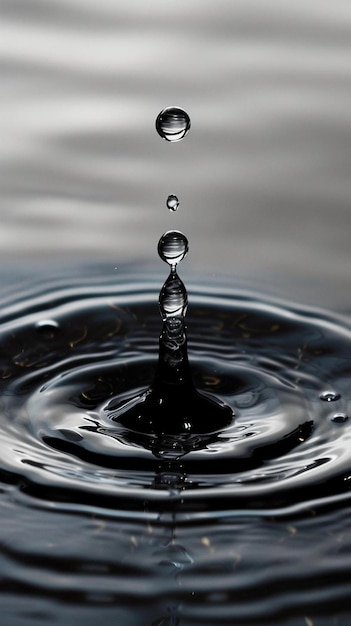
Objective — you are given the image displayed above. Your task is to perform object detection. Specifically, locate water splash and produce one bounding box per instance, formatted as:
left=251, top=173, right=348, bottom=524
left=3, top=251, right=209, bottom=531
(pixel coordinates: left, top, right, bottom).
left=1, top=274, right=351, bottom=514
left=110, top=230, right=233, bottom=438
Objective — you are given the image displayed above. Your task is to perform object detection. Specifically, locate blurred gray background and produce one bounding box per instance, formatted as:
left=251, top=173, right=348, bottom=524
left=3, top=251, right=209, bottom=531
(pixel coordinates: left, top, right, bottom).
left=1, top=0, right=351, bottom=307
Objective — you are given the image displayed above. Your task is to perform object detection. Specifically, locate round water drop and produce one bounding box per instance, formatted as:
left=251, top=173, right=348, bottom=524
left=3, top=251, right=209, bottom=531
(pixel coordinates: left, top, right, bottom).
left=331, top=412, right=348, bottom=424
left=320, top=391, right=341, bottom=402
left=35, top=319, right=60, bottom=339
left=155, top=107, right=191, bottom=142
left=166, top=194, right=179, bottom=212
left=158, top=230, right=188, bottom=268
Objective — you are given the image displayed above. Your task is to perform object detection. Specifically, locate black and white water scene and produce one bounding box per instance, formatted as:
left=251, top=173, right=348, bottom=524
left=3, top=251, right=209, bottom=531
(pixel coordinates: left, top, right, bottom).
left=1, top=2, right=351, bottom=625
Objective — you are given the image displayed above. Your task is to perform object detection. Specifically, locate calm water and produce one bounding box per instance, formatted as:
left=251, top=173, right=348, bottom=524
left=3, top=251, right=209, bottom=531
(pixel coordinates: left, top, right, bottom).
left=1, top=0, right=351, bottom=306
left=1, top=1, right=351, bottom=625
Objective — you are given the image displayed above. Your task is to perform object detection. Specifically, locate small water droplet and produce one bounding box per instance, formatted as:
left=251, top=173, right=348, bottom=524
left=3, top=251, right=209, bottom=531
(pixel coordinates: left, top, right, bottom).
left=320, top=391, right=341, bottom=402
left=158, top=230, right=188, bottom=268
left=155, top=106, right=191, bottom=142
left=331, top=413, right=348, bottom=424
left=35, top=319, right=60, bottom=339
left=166, top=194, right=179, bottom=212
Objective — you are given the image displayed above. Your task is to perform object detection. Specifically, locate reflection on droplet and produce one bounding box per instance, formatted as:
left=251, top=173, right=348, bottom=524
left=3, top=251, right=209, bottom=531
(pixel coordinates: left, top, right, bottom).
left=320, top=391, right=341, bottom=402
left=156, top=107, right=191, bottom=142
left=331, top=413, right=348, bottom=424
left=35, top=319, right=60, bottom=339
left=158, top=230, right=188, bottom=269
left=167, top=194, right=179, bottom=212
left=159, top=273, right=188, bottom=322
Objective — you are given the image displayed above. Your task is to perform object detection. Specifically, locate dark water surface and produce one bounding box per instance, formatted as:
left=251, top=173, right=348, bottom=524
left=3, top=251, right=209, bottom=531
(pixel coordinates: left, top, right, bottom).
left=1, top=1, right=351, bottom=624
left=0, top=271, right=350, bottom=625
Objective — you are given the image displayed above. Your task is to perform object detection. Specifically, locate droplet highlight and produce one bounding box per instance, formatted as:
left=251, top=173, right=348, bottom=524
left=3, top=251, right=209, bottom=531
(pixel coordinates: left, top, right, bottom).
left=156, top=107, right=191, bottom=142
left=159, top=273, right=188, bottom=322
left=167, top=194, right=179, bottom=212
left=320, top=391, right=341, bottom=402
left=35, top=319, right=60, bottom=339
left=158, top=230, right=188, bottom=269
left=331, top=413, right=348, bottom=424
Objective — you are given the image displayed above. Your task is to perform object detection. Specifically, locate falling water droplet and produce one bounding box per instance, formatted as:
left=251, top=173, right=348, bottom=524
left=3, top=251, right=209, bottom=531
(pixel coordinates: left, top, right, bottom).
left=156, top=107, right=191, bottom=142
left=166, top=194, right=179, bottom=212
left=35, top=319, right=60, bottom=339
left=320, top=391, right=341, bottom=402
left=331, top=412, right=348, bottom=424
left=158, top=230, right=188, bottom=269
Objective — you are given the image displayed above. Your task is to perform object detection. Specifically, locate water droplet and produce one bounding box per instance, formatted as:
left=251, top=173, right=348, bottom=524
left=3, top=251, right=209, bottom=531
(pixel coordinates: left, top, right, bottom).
left=331, top=413, right=348, bottom=424
left=166, top=194, right=179, bottom=212
left=320, top=391, right=341, bottom=402
left=158, top=230, right=188, bottom=268
left=159, top=273, right=188, bottom=322
left=155, top=107, right=191, bottom=142
left=35, top=319, right=60, bottom=339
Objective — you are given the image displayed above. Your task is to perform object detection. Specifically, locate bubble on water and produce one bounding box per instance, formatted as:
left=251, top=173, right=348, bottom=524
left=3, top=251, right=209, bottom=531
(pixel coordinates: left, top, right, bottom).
left=35, top=319, right=60, bottom=339
left=320, top=391, right=341, bottom=402
left=156, top=107, right=191, bottom=142
left=331, top=413, right=348, bottom=424
left=167, top=194, right=179, bottom=212
left=158, top=230, right=188, bottom=269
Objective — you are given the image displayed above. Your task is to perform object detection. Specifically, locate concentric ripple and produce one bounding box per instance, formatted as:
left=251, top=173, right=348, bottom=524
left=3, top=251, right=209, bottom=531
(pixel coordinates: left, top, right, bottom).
left=0, top=275, right=351, bottom=517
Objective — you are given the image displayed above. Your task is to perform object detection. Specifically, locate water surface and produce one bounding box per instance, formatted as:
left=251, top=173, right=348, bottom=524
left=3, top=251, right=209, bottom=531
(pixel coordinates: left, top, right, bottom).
left=1, top=2, right=351, bottom=625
